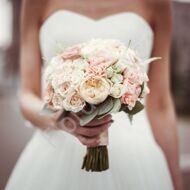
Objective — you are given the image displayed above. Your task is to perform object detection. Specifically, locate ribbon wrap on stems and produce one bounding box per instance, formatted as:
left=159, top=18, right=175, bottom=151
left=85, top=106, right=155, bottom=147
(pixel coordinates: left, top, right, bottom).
left=81, top=130, right=109, bottom=172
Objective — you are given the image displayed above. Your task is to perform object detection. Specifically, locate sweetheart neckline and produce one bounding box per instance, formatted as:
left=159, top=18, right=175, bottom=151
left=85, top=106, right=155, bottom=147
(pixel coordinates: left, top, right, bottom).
left=39, top=10, right=154, bottom=35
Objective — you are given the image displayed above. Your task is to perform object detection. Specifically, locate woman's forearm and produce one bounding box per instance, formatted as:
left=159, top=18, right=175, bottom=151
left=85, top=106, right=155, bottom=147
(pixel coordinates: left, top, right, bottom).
left=147, top=104, right=183, bottom=190
left=19, top=92, right=56, bottom=130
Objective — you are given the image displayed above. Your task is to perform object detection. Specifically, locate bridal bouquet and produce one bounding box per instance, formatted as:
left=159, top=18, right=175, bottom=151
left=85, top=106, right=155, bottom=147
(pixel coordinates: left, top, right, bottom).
left=42, top=39, right=159, bottom=172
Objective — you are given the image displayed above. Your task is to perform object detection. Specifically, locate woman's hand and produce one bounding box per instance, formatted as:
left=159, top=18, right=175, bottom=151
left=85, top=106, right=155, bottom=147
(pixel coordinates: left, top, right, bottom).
left=56, top=113, right=113, bottom=147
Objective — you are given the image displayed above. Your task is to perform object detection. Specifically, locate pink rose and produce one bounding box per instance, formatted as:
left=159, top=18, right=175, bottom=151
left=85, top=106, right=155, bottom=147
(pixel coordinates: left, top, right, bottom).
left=62, top=46, right=81, bottom=60
left=120, top=84, right=141, bottom=109
left=120, top=92, right=138, bottom=109
left=44, top=84, right=54, bottom=105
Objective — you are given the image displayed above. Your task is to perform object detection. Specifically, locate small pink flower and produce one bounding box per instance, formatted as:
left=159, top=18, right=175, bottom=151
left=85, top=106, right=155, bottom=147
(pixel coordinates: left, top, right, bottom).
left=87, top=56, right=114, bottom=76
left=120, top=92, right=137, bottom=109
left=120, top=84, right=141, bottom=109
left=88, top=56, right=114, bottom=68
left=44, top=84, right=54, bottom=105
left=123, top=67, right=143, bottom=86
left=87, top=65, right=107, bottom=76
left=62, top=46, right=81, bottom=60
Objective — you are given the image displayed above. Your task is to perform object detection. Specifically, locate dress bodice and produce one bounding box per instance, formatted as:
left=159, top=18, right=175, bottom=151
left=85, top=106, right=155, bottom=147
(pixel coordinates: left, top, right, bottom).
left=39, top=10, right=155, bottom=136
left=39, top=10, right=154, bottom=73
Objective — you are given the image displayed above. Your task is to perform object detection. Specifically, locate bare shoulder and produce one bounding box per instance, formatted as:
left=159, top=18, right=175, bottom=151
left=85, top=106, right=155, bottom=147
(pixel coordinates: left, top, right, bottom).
left=148, top=0, right=172, bottom=22
left=144, top=0, right=171, bottom=9
left=143, top=0, right=172, bottom=31
left=21, top=0, right=48, bottom=27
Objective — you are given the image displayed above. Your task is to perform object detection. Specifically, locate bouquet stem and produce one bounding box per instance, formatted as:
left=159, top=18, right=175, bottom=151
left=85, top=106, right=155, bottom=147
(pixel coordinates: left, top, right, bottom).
left=81, top=145, right=109, bottom=172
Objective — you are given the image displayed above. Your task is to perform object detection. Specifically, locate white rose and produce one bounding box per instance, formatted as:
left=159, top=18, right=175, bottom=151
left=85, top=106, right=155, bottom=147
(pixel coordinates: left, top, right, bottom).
left=140, top=83, right=150, bottom=98
left=52, top=93, right=64, bottom=110
left=114, top=59, right=128, bottom=73
left=110, top=83, right=126, bottom=98
left=56, top=81, right=73, bottom=98
left=80, top=76, right=111, bottom=104
left=111, top=73, right=123, bottom=84
left=43, top=65, right=54, bottom=82
left=63, top=90, right=85, bottom=112
left=124, top=48, right=142, bottom=65
left=73, top=58, right=88, bottom=71
left=71, top=69, right=85, bottom=85
left=49, top=55, right=64, bottom=66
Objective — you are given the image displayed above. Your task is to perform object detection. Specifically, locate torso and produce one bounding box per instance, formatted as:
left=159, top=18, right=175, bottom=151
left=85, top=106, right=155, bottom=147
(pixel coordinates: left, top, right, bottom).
left=40, top=0, right=154, bottom=29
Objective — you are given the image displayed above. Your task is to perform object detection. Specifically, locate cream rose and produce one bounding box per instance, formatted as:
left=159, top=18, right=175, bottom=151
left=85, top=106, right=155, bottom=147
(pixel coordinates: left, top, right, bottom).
left=110, top=83, right=126, bottom=98
left=111, top=73, right=123, bottom=84
left=57, top=81, right=73, bottom=97
left=114, top=59, right=128, bottom=73
left=63, top=90, right=85, bottom=112
left=80, top=76, right=111, bottom=104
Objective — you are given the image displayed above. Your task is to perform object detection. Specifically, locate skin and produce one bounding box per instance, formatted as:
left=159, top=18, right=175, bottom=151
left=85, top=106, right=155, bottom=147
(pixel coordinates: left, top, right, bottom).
left=20, top=0, right=183, bottom=189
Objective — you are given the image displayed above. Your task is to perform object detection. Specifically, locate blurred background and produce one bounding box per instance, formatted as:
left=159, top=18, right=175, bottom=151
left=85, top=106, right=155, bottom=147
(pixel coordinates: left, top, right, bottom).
left=0, top=0, right=190, bottom=189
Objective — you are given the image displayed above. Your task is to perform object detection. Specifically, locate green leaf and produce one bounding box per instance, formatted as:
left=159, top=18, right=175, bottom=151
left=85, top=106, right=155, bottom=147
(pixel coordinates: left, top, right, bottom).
left=80, top=109, right=99, bottom=126
left=122, top=101, right=144, bottom=115
left=139, top=83, right=144, bottom=98
left=127, top=40, right=132, bottom=49
left=97, top=98, right=121, bottom=119
left=128, top=114, right=133, bottom=124
left=40, top=104, right=56, bottom=115
left=110, top=98, right=122, bottom=113
left=97, top=97, right=114, bottom=116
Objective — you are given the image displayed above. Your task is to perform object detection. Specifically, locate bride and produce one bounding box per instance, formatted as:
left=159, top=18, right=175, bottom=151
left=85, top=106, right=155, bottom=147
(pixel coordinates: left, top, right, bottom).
left=6, top=0, right=182, bottom=189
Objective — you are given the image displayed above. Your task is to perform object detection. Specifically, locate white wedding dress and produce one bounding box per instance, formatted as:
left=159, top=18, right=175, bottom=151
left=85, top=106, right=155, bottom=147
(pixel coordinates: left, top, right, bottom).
left=6, top=11, right=174, bottom=190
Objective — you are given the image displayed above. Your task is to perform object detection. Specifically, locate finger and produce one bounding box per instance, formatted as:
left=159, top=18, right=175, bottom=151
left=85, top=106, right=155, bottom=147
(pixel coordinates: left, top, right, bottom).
left=77, top=135, right=100, bottom=147
left=85, top=114, right=112, bottom=127
left=76, top=122, right=111, bottom=137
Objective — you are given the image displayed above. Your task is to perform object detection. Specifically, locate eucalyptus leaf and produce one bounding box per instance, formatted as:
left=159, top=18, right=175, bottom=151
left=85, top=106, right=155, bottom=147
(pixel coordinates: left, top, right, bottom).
left=97, top=97, right=114, bottom=116
left=110, top=98, right=122, bottom=113
left=122, top=101, right=144, bottom=115
left=80, top=109, right=99, bottom=126
left=40, top=104, right=56, bottom=115
left=97, top=98, right=121, bottom=119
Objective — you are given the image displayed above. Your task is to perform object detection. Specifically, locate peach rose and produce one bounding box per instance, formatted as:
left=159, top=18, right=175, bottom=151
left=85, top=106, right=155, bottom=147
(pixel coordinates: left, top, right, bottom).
left=80, top=76, right=111, bottom=104
left=63, top=90, right=85, bottom=112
